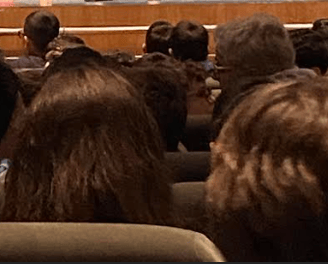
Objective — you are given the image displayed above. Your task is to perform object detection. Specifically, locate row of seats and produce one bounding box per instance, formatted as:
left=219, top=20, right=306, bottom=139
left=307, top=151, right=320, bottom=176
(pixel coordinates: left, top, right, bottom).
left=0, top=181, right=218, bottom=261
left=0, top=223, right=226, bottom=262
left=181, top=115, right=212, bottom=152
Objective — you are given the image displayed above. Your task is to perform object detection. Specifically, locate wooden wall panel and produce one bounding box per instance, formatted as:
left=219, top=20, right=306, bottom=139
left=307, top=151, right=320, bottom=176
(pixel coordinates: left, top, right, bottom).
left=292, top=2, right=328, bottom=23
left=0, top=30, right=216, bottom=56
left=0, top=1, right=327, bottom=56
left=1, top=1, right=328, bottom=28
left=81, top=31, right=147, bottom=54
left=0, top=35, right=23, bottom=56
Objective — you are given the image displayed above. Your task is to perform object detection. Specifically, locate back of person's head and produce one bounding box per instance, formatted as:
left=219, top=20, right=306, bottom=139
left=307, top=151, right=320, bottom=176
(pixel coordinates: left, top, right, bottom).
left=134, top=51, right=180, bottom=68
left=135, top=53, right=212, bottom=115
left=135, top=52, right=208, bottom=94
left=144, top=20, right=173, bottom=55
left=1, top=62, right=173, bottom=224
left=313, top=18, right=328, bottom=31
left=122, top=53, right=188, bottom=151
left=56, top=34, right=85, bottom=46
left=104, top=50, right=135, bottom=68
left=45, top=34, right=86, bottom=63
left=23, top=10, right=60, bottom=55
left=289, top=29, right=328, bottom=75
left=0, top=62, right=19, bottom=141
left=170, top=20, right=208, bottom=62
left=206, top=78, right=328, bottom=261
left=215, top=13, right=295, bottom=77
left=43, top=46, right=109, bottom=81
left=212, top=13, right=296, bottom=137
left=288, top=28, right=313, bottom=43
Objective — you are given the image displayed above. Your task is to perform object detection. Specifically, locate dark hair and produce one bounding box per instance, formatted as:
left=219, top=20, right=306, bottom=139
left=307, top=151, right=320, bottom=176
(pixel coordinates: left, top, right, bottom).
left=122, top=53, right=188, bottom=151
left=43, top=46, right=109, bottom=81
left=170, top=20, right=208, bottom=62
left=104, top=50, right=135, bottom=68
left=0, top=62, right=19, bottom=141
left=135, top=52, right=209, bottom=98
left=288, top=28, right=313, bottom=42
left=134, top=51, right=178, bottom=67
left=57, top=34, right=85, bottom=46
left=206, top=78, right=328, bottom=261
left=289, top=29, right=328, bottom=75
left=24, top=10, right=60, bottom=54
left=135, top=53, right=212, bottom=115
left=181, top=60, right=210, bottom=98
left=45, top=34, right=86, bottom=62
left=313, top=18, right=328, bottom=31
left=1, top=64, right=173, bottom=224
left=145, top=20, right=173, bottom=55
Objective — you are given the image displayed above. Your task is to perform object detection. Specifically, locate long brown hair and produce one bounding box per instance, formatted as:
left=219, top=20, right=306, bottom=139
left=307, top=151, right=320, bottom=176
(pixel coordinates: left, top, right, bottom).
left=1, top=65, right=173, bottom=225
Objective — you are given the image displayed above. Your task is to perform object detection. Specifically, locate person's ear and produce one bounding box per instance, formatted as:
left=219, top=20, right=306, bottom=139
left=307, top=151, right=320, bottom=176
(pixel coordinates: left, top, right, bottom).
left=142, top=43, right=147, bottom=54
left=23, top=36, right=31, bottom=50
left=311, top=66, right=322, bottom=76
left=168, top=48, right=173, bottom=56
left=23, top=35, right=30, bottom=48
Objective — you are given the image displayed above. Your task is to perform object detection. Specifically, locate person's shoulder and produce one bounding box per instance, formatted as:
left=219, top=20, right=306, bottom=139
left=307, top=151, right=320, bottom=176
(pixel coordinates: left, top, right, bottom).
left=5, top=55, right=45, bottom=69
left=270, top=67, right=318, bottom=83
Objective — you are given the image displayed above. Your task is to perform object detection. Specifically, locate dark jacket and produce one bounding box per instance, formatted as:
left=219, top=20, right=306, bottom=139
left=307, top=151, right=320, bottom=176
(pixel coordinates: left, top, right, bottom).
left=5, top=55, right=45, bottom=69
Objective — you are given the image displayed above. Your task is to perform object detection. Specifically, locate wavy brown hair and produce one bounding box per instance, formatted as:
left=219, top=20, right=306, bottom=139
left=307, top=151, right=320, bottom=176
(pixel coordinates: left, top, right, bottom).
left=1, top=65, right=173, bottom=225
left=206, top=78, right=328, bottom=261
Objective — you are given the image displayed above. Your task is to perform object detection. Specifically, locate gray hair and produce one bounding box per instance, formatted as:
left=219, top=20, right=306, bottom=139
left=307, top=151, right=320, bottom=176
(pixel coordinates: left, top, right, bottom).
left=215, top=13, right=295, bottom=77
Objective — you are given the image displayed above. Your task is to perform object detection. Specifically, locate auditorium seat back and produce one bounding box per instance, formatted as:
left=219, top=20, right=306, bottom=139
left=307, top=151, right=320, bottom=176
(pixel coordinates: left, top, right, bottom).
left=181, top=115, right=212, bottom=152
left=0, top=222, right=226, bottom=262
left=172, top=181, right=209, bottom=234
left=165, top=151, right=210, bottom=182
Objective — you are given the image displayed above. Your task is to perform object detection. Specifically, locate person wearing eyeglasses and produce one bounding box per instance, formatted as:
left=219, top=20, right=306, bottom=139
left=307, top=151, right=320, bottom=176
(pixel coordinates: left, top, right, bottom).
left=6, top=10, right=60, bottom=69
left=211, top=13, right=317, bottom=138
